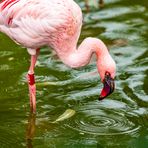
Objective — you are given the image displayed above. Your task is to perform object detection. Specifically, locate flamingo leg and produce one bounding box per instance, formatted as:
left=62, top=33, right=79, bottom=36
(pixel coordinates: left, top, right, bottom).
left=85, top=0, right=104, bottom=11
left=85, top=0, right=89, bottom=11
left=27, top=49, right=40, bottom=113
left=99, top=0, right=104, bottom=8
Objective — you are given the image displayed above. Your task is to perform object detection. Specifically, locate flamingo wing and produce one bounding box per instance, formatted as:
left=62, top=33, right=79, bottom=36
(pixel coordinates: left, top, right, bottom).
left=0, top=0, right=73, bottom=48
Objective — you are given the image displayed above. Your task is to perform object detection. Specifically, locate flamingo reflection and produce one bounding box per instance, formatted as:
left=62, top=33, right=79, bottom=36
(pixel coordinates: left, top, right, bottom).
left=26, top=113, right=36, bottom=148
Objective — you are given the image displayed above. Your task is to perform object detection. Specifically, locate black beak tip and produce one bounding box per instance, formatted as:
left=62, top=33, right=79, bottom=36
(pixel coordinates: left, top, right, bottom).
left=98, top=96, right=105, bottom=101
left=98, top=88, right=114, bottom=101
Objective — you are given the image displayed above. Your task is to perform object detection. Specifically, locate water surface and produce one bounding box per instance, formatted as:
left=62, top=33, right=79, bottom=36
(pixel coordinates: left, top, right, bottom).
left=0, top=0, right=148, bottom=147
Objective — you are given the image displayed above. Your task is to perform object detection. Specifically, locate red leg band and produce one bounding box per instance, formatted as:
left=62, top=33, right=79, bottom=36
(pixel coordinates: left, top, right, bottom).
left=28, top=73, right=35, bottom=85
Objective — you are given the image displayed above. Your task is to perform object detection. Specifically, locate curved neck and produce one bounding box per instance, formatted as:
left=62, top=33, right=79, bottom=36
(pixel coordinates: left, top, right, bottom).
left=60, top=37, right=109, bottom=68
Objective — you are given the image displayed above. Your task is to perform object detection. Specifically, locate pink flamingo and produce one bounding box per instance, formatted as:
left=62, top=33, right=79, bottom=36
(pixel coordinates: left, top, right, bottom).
left=0, top=0, right=116, bottom=113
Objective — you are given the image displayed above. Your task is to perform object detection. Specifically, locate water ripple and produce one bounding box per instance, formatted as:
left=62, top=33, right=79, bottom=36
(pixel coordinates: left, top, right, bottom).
left=65, top=101, right=140, bottom=136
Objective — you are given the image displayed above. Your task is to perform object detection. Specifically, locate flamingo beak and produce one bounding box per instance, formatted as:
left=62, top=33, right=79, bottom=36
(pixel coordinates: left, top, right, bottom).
left=99, top=72, right=115, bottom=100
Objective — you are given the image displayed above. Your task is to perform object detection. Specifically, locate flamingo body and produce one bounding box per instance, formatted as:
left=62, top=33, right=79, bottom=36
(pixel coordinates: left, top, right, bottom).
left=0, top=0, right=82, bottom=55
left=0, top=0, right=116, bottom=113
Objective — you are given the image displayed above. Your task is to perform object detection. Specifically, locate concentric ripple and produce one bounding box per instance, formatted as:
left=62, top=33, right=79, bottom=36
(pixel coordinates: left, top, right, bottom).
left=65, top=101, right=140, bottom=136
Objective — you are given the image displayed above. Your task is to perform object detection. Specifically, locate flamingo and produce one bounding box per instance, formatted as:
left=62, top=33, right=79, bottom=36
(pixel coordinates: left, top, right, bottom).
left=0, top=0, right=116, bottom=113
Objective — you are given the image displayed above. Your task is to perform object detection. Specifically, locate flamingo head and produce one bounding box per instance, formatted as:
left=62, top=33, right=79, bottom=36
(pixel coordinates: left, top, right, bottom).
left=97, top=54, right=116, bottom=100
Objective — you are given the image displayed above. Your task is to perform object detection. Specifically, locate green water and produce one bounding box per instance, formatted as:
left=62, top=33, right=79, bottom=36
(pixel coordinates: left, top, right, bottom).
left=0, top=0, right=148, bottom=147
